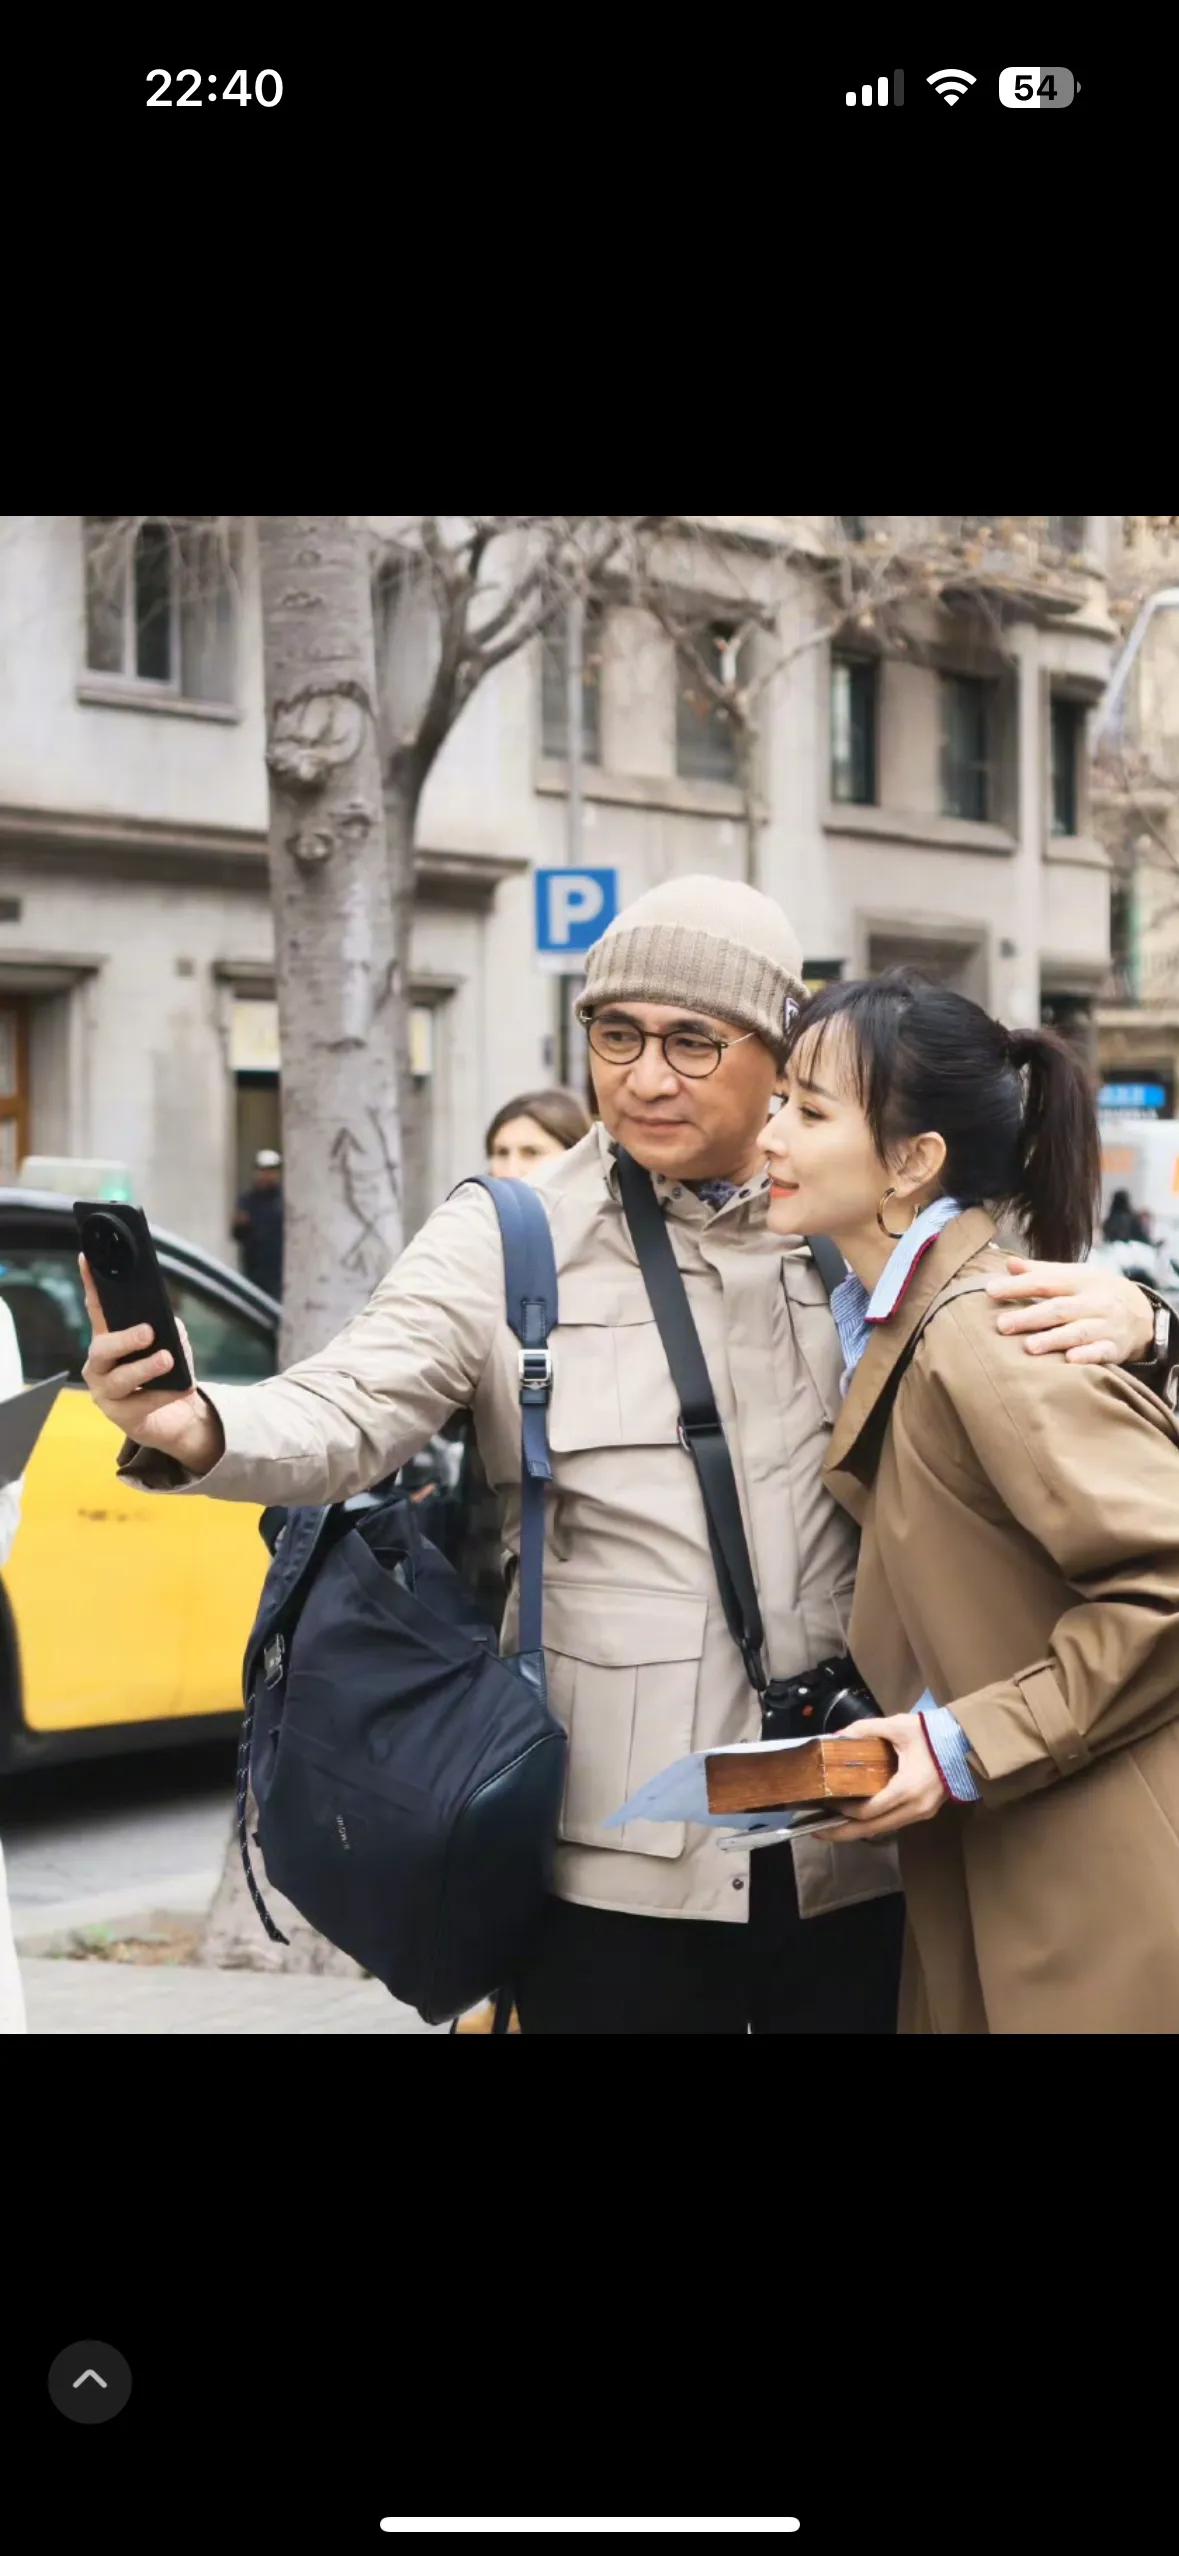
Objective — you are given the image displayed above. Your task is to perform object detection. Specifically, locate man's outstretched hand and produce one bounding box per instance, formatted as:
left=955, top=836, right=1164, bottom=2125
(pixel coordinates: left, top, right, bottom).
left=79, top=1255, right=225, bottom=1476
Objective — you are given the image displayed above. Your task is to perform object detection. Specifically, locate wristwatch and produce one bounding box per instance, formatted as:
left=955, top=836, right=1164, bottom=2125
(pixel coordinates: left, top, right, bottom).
left=1131, top=1292, right=1179, bottom=1406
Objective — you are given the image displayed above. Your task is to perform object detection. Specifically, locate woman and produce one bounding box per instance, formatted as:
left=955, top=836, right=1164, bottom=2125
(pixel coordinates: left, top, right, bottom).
left=454, top=1085, right=591, bottom=2034
left=761, top=968, right=1179, bottom=2034
left=484, top=1088, right=591, bottom=1182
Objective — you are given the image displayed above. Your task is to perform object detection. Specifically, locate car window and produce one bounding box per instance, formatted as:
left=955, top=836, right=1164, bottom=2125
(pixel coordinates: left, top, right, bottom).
left=164, top=1273, right=276, bottom=1382
left=0, top=1249, right=90, bottom=1381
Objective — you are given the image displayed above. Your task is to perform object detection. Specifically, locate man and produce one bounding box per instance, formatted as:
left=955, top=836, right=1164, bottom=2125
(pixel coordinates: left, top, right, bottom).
left=232, top=1149, right=284, bottom=1302
left=80, top=878, right=1176, bottom=2033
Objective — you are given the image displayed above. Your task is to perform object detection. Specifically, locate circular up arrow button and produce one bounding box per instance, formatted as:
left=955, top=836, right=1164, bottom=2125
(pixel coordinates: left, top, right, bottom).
left=47, top=2340, right=133, bottom=2425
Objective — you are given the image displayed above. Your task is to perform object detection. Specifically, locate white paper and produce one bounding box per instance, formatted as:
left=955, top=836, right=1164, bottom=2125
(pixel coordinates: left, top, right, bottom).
left=606, top=1737, right=836, bottom=1837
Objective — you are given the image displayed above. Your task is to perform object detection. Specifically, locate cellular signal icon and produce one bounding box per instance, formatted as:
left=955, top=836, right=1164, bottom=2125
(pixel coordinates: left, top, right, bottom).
left=927, top=68, right=976, bottom=104
left=845, top=72, right=904, bottom=105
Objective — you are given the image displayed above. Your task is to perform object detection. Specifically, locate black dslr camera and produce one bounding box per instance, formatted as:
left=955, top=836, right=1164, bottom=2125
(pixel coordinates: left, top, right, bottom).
left=760, top=1653, right=881, bottom=1743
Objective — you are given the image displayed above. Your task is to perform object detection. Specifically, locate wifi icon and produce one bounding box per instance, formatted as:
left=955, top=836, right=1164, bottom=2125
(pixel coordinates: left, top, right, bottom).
left=927, top=67, right=976, bottom=104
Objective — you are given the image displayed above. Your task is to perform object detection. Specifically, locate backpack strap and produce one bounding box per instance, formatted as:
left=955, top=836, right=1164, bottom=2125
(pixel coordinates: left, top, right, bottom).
left=874, top=1276, right=992, bottom=1420
left=807, top=1233, right=847, bottom=1302
left=454, top=1175, right=558, bottom=1659
left=845, top=1275, right=993, bottom=1482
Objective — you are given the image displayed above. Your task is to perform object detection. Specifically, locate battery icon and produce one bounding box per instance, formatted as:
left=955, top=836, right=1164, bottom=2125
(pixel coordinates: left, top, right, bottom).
left=845, top=72, right=904, bottom=105
left=999, top=67, right=1079, bottom=108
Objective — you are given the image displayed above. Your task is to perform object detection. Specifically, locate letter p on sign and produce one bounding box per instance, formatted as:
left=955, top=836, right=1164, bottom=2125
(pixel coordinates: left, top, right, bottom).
left=534, top=866, right=619, bottom=971
left=549, top=875, right=603, bottom=943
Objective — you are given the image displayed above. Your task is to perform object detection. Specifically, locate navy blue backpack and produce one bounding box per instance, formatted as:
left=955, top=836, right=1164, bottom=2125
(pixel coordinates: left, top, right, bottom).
left=236, top=1176, right=566, bottom=2029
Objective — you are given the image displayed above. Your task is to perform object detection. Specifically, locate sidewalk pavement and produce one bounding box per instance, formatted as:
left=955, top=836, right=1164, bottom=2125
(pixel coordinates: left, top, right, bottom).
left=19, top=1957, right=447, bottom=2034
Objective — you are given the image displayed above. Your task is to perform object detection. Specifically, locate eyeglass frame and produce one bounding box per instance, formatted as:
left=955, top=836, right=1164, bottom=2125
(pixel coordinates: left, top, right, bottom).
left=579, top=1009, right=760, bottom=1080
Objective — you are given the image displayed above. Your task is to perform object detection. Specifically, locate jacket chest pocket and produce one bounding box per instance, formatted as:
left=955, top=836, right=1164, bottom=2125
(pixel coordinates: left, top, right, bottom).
left=543, top=1580, right=708, bottom=1858
left=547, top=1276, right=683, bottom=1453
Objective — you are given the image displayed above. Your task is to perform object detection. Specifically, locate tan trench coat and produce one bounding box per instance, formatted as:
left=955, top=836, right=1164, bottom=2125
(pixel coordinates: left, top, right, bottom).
left=120, top=1123, right=896, bottom=1926
left=824, top=1208, right=1179, bottom=2033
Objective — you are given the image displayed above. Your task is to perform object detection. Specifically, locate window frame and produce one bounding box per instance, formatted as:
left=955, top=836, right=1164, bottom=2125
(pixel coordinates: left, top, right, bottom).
left=829, top=652, right=878, bottom=805
left=1050, top=693, right=1085, bottom=837
left=82, top=517, right=238, bottom=708
left=539, top=599, right=604, bottom=766
left=940, top=671, right=995, bottom=823
left=674, top=619, right=750, bottom=787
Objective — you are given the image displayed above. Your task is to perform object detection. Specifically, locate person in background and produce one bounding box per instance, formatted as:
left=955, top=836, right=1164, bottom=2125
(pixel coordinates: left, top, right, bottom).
left=1098, top=1187, right=1161, bottom=1287
left=1102, top=1188, right=1152, bottom=1247
left=0, top=1292, right=28, bottom=2032
left=455, top=1085, right=591, bottom=2033
left=485, top=1089, right=593, bottom=1183
left=232, top=1149, right=284, bottom=1302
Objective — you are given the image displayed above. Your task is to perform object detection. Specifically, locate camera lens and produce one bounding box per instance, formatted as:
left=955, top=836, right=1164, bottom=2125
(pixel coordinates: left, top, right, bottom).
left=82, top=1213, right=135, bottom=1281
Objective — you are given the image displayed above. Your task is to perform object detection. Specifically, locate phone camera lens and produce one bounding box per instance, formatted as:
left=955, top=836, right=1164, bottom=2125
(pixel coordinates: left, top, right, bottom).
left=83, top=1214, right=135, bottom=1281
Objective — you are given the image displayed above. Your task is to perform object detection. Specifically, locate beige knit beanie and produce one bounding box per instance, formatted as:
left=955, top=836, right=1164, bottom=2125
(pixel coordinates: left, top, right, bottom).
left=578, top=873, right=806, bottom=1053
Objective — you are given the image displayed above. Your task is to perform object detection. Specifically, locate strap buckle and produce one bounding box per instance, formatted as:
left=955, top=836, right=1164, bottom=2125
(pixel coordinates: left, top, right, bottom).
left=519, top=1346, right=553, bottom=1402
left=677, top=1411, right=722, bottom=1452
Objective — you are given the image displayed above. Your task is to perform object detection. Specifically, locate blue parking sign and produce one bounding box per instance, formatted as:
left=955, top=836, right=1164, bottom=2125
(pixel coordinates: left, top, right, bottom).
left=535, top=866, right=618, bottom=970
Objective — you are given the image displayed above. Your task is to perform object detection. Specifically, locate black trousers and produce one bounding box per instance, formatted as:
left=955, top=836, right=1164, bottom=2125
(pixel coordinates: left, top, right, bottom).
left=512, top=1846, right=904, bottom=2034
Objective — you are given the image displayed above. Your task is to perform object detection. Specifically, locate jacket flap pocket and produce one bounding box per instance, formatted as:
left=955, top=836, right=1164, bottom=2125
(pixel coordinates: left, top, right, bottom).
left=543, top=1581, right=707, bottom=1668
left=555, top=1273, right=656, bottom=1328
left=542, top=1582, right=708, bottom=1859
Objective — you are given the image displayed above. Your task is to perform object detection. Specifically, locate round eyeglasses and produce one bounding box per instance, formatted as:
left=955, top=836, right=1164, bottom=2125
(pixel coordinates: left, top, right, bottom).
left=583, top=1017, right=757, bottom=1079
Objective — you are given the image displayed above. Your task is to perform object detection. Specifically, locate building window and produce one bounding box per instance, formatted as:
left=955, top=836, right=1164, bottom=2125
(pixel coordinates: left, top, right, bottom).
left=1046, top=516, right=1085, bottom=556
left=540, top=603, right=602, bottom=763
left=1050, top=695, right=1085, bottom=836
left=83, top=517, right=237, bottom=704
left=830, top=656, right=877, bottom=804
left=941, top=673, right=994, bottom=821
left=1109, top=873, right=1137, bottom=1000
left=675, top=622, right=750, bottom=785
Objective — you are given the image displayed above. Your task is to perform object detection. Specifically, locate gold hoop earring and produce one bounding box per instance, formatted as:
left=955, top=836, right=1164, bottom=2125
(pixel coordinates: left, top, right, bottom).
left=877, top=1188, right=917, bottom=1241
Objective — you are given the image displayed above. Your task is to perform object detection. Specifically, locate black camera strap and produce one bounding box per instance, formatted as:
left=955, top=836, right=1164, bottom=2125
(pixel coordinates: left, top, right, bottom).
left=617, top=1149, right=844, bottom=1699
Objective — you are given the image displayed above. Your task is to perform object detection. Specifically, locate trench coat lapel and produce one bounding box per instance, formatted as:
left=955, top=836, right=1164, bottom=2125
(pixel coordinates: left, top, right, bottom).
left=823, top=1208, right=999, bottom=1500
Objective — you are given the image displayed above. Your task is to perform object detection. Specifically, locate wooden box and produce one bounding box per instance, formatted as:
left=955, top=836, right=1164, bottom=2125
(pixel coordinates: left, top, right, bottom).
left=704, top=1734, right=895, bottom=1816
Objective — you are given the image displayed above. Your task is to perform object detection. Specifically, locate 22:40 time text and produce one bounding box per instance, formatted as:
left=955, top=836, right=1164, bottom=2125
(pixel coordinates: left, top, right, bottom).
left=146, top=70, right=283, bottom=107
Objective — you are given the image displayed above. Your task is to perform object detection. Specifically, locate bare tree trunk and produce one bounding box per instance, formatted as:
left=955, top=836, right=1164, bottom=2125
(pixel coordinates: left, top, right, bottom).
left=199, top=516, right=404, bottom=1976
left=261, top=517, right=406, bottom=1363
left=383, top=763, right=422, bottom=1202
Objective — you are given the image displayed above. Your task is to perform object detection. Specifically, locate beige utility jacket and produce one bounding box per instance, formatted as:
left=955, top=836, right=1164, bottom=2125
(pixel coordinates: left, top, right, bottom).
left=121, top=1124, right=895, bottom=1924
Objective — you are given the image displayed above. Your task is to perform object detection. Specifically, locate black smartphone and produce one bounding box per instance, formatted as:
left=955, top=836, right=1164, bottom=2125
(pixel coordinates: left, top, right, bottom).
left=73, top=1201, right=194, bottom=1393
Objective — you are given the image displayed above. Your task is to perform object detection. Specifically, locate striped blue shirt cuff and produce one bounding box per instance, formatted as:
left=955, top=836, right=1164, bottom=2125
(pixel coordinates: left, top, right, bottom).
left=916, top=1699, right=982, bottom=1803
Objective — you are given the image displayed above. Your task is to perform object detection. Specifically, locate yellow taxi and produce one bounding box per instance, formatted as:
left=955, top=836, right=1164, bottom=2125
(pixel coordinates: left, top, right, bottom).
left=0, top=1186, right=278, bottom=1772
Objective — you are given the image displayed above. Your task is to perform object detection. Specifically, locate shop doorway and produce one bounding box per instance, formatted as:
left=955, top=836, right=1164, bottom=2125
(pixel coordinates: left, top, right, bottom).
left=234, top=1070, right=282, bottom=1205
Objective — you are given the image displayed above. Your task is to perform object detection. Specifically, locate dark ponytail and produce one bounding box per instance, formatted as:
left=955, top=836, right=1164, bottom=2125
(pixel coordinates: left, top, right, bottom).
left=784, top=971, right=1102, bottom=1264
left=1004, top=1027, right=1101, bottom=1263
